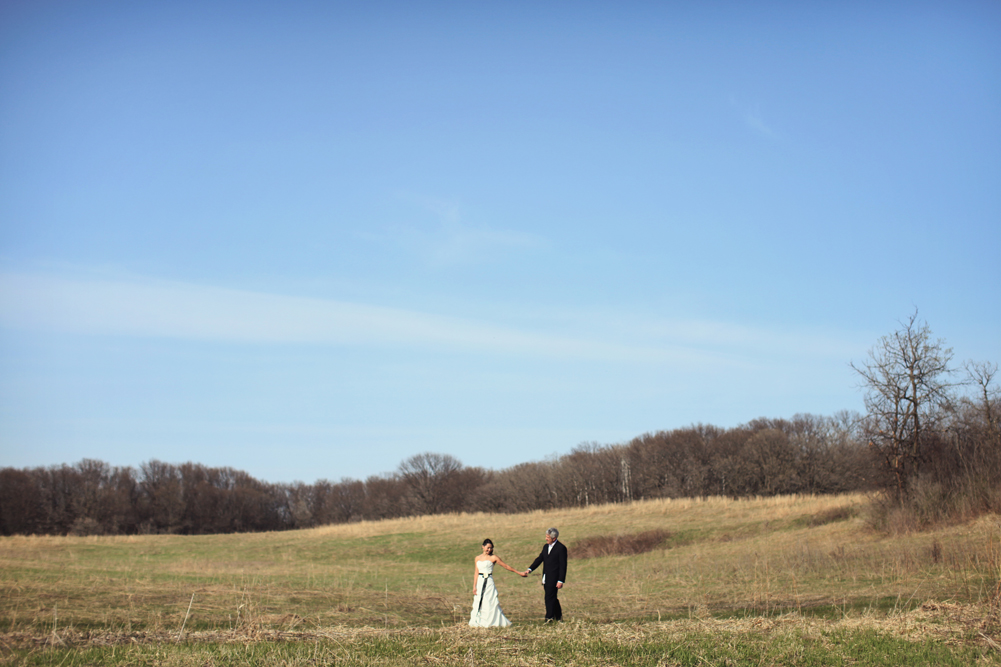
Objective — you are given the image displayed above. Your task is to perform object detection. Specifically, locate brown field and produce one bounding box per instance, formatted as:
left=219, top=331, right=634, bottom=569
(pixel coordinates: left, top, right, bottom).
left=1, top=493, right=999, bottom=665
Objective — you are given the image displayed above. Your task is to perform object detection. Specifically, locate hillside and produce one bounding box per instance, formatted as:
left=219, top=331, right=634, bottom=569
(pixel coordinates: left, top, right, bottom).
left=1, top=493, right=999, bottom=665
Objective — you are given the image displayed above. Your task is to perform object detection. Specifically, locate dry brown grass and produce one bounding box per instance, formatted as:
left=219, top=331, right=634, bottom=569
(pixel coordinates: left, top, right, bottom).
left=1, top=493, right=999, bottom=649
left=0, top=600, right=996, bottom=654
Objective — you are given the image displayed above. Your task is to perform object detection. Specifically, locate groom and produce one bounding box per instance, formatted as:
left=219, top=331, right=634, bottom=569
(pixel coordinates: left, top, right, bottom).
left=523, top=527, right=567, bottom=622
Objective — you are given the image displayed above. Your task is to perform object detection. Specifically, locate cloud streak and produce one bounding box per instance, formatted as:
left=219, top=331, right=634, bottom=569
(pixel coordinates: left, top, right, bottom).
left=0, top=271, right=862, bottom=371
left=363, top=194, right=546, bottom=267
left=728, top=95, right=777, bottom=138
left=0, top=271, right=707, bottom=365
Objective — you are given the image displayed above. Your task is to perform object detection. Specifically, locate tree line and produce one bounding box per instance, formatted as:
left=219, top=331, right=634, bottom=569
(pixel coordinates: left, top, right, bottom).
left=1, top=312, right=996, bottom=536
left=0, top=413, right=873, bottom=536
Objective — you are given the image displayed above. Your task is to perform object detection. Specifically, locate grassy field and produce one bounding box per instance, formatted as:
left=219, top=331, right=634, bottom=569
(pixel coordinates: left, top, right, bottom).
left=1, top=493, right=999, bottom=665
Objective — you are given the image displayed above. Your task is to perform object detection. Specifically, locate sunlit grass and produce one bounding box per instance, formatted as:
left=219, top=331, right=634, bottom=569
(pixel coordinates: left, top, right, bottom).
left=1, top=493, right=999, bottom=664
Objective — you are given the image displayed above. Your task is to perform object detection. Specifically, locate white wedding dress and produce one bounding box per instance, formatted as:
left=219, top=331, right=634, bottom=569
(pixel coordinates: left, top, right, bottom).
left=469, top=560, right=512, bottom=627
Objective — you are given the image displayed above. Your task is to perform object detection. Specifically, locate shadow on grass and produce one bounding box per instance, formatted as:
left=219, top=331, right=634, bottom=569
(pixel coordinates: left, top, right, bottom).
left=572, top=530, right=671, bottom=559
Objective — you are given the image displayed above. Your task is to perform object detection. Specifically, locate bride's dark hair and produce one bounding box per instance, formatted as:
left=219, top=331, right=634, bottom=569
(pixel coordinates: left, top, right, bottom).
left=482, top=539, right=493, bottom=547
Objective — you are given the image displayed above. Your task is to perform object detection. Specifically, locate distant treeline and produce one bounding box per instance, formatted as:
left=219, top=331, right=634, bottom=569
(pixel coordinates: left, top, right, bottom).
left=4, top=315, right=996, bottom=536
left=1, top=413, right=876, bottom=536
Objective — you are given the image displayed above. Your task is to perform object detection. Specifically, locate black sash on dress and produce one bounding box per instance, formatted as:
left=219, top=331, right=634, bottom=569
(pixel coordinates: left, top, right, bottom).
left=477, top=573, right=491, bottom=613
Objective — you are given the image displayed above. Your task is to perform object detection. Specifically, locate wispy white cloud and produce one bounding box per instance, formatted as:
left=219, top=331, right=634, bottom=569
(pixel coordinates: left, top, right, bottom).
left=744, top=111, right=775, bottom=137
left=0, top=271, right=863, bottom=371
left=728, top=95, right=777, bottom=138
left=365, top=194, right=545, bottom=267
left=618, top=315, right=863, bottom=360
left=0, top=271, right=705, bottom=365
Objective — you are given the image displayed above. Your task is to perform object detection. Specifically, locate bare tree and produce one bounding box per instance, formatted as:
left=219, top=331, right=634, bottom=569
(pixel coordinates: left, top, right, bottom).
left=362, top=474, right=407, bottom=520
left=943, top=361, right=1001, bottom=512
left=329, top=478, right=367, bottom=523
left=138, top=460, right=184, bottom=533
left=558, top=442, right=624, bottom=507
left=0, top=468, right=44, bottom=535
left=964, top=361, right=999, bottom=438
left=852, top=311, right=954, bottom=502
left=397, top=452, right=464, bottom=515
left=485, top=460, right=559, bottom=512
left=741, top=428, right=799, bottom=495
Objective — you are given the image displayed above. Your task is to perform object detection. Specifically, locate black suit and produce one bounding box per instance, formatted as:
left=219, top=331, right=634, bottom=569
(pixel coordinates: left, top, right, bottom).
left=528, top=540, right=567, bottom=621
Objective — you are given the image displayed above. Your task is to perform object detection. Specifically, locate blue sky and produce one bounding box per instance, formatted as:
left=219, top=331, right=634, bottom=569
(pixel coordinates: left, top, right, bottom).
left=1, top=1, right=999, bottom=483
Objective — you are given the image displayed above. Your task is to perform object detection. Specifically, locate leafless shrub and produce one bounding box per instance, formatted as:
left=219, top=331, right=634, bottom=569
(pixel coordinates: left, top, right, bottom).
left=807, top=505, right=857, bottom=527
left=930, top=539, right=942, bottom=564
left=69, top=517, right=104, bottom=536
left=573, top=529, right=670, bottom=559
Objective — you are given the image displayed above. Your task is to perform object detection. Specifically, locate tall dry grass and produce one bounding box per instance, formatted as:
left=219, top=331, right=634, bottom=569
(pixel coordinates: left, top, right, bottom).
left=0, top=493, right=998, bottom=644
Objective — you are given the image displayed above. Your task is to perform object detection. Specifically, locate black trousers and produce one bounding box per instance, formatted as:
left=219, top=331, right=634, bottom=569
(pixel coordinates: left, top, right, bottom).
left=543, top=582, right=562, bottom=620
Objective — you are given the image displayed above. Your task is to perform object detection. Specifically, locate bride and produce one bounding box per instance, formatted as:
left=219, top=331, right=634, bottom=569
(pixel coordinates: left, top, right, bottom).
left=469, top=538, right=525, bottom=627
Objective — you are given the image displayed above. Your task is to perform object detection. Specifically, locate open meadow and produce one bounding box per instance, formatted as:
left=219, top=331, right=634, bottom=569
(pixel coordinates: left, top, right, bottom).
left=1, top=493, right=1000, bottom=666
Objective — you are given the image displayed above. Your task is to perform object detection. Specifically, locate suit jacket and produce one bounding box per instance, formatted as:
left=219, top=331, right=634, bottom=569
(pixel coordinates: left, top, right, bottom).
left=529, top=540, right=567, bottom=585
